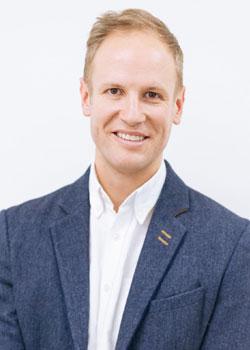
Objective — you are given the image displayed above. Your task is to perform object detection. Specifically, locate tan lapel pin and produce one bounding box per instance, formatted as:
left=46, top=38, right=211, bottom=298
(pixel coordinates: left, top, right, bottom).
left=157, top=229, right=172, bottom=246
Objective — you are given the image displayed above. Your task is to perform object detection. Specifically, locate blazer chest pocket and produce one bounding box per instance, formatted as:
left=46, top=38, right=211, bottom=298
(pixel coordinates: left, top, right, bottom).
left=132, top=287, right=205, bottom=350
left=149, top=286, right=204, bottom=312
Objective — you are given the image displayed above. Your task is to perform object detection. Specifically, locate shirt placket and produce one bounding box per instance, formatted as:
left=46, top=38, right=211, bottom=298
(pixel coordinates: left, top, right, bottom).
left=97, top=208, right=131, bottom=347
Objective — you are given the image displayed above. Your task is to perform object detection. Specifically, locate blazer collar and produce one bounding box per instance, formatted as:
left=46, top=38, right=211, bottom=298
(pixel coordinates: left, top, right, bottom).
left=57, top=159, right=189, bottom=218
left=50, top=160, right=189, bottom=350
left=57, top=166, right=91, bottom=216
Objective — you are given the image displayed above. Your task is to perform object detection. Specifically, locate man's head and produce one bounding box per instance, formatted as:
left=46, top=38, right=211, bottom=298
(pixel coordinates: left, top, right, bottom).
left=80, top=9, right=185, bottom=179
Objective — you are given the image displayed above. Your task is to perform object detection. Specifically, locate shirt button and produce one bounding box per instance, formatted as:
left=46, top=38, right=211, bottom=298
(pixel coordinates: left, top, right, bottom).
left=104, top=283, right=111, bottom=292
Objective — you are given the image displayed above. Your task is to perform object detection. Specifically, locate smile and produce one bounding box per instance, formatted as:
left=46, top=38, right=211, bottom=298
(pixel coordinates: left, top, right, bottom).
left=112, top=131, right=149, bottom=146
left=116, top=132, right=145, bottom=142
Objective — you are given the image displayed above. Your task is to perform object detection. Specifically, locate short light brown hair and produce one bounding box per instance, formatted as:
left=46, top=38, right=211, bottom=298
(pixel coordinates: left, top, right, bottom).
left=83, top=9, right=184, bottom=91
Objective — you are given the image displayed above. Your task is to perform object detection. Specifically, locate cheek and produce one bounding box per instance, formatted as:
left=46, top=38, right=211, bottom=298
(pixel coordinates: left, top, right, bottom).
left=89, top=107, right=109, bottom=141
left=94, top=95, right=119, bottom=114
left=89, top=111, right=102, bottom=139
left=150, top=109, right=172, bottom=134
left=90, top=119, right=97, bottom=142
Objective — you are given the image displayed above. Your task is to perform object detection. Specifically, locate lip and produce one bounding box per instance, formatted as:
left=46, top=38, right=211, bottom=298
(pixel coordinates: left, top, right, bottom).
left=111, top=131, right=149, bottom=147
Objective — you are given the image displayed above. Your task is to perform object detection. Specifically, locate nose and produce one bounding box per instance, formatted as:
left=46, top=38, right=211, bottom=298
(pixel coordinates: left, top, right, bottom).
left=120, top=94, right=146, bottom=126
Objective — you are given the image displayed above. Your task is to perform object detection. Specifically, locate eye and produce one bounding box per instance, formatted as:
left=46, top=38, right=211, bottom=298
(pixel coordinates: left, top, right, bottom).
left=145, top=91, right=161, bottom=99
left=107, top=88, right=122, bottom=96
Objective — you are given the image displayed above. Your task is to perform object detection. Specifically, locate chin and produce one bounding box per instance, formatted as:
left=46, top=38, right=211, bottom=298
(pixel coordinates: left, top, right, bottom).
left=111, top=159, right=150, bottom=175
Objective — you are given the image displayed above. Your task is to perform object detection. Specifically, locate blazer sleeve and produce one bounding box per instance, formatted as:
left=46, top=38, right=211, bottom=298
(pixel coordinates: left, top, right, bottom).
left=0, top=210, right=25, bottom=349
left=201, top=221, right=250, bottom=350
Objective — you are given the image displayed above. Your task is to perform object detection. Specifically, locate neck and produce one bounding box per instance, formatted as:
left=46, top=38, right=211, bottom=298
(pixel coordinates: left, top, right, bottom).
left=94, top=157, right=162, bottom=212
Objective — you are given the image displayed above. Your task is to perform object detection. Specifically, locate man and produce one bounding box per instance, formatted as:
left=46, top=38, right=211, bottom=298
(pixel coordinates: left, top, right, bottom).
left=0, top=8, right=250, bottom=350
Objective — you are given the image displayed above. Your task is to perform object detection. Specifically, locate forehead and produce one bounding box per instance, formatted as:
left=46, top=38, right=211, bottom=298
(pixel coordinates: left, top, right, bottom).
left=90, top=30, right=177, bottom=89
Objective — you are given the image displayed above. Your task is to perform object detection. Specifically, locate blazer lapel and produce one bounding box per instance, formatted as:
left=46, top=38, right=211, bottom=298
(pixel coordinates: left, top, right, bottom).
left=115, top=161, right=190, bottom=350
left=50, top=168, right=91, bottom=350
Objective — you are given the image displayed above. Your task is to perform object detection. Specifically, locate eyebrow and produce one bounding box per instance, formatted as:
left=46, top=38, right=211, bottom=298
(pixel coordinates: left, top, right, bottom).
left=147, top=86, right=168, bottom=94
left=99, top=83, right=124, bottom=90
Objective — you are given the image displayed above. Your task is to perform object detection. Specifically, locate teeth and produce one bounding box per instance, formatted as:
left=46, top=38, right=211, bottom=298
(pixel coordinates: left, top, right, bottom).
left=116, top=132, right=145, bottom=141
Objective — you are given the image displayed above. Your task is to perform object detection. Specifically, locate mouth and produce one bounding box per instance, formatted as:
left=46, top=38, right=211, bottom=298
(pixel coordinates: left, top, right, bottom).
left=112, top=131, right=149, bottom=143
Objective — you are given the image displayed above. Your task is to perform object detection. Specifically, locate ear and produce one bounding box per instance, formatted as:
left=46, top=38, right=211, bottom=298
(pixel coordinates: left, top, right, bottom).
left=173, top=86, right=185, bottom=125
left=80, top=78, right=91, bottom=116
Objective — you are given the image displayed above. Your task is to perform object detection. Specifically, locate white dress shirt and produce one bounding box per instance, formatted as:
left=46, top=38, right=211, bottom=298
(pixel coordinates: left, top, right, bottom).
left=87, top=160, right=166, bottom=350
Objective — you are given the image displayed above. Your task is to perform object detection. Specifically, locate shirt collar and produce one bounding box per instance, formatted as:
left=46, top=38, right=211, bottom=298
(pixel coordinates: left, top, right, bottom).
left=134, top=160, right=166, bottom=224
left=89, top=163, right=105, bottom=218
left=89, top=159, right=166, bottom=224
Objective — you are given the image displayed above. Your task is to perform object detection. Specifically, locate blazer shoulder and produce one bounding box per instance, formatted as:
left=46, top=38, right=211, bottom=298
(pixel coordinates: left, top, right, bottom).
left=187, top=186, right=249, bottom=240
left=2, top=172, right=87, bottom=230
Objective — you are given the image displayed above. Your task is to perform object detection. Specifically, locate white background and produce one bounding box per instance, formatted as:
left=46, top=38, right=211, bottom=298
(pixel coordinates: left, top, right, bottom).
left=0, top=0, right=249, bottom=218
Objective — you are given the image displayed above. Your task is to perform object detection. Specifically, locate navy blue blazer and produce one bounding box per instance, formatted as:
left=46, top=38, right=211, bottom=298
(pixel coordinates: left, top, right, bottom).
left=1, top=160, right=250, bottom=350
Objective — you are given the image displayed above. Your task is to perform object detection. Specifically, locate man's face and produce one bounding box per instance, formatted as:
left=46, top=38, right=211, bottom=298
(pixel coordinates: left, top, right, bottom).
left=80, top=30, right=184, bottom=177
